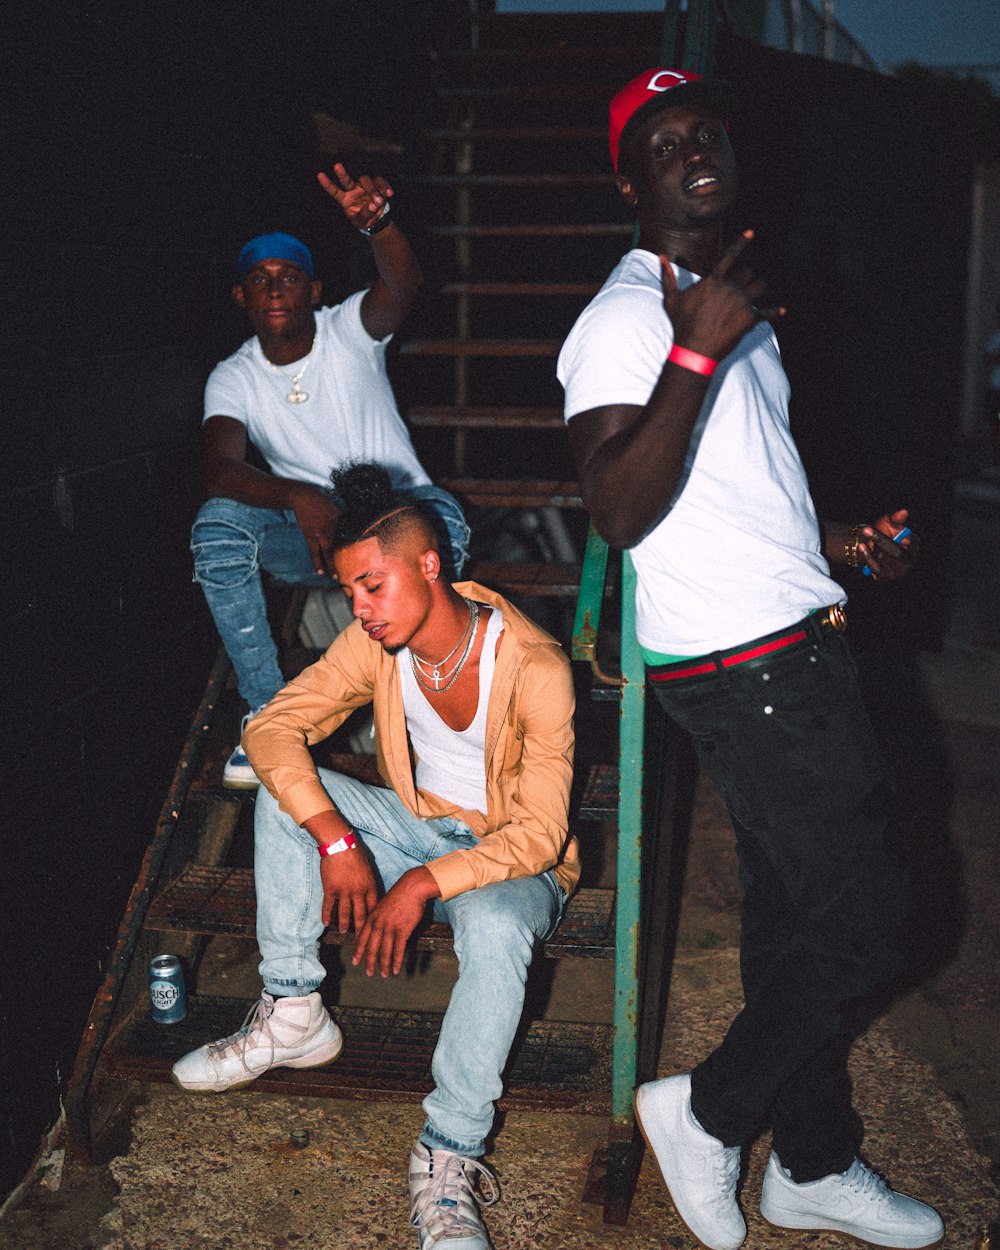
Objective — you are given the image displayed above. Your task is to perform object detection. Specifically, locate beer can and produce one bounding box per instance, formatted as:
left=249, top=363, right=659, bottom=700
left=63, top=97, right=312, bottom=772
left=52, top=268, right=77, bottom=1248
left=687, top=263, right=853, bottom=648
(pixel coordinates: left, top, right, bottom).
left=149, top=954, right=187, bottom=1024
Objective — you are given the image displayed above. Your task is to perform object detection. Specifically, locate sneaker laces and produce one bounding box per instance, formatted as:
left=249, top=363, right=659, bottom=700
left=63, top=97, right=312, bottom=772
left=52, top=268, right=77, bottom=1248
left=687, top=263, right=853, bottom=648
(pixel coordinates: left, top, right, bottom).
left=842, top=1158, right=892, bottom=1205
left=410, top=1151, right=499, bottom=1241
left=206, top=995, right=306, bottom=1076
left=713, top=1142, right=741, bottom=1201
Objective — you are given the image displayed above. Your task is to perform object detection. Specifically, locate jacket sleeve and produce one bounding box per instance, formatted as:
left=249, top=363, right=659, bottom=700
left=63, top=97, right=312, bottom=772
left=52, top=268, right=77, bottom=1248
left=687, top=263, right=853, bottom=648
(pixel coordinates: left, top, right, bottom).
left=243, top=622, right=376, bottom=825
left=425, top=645, right=576, bottom=900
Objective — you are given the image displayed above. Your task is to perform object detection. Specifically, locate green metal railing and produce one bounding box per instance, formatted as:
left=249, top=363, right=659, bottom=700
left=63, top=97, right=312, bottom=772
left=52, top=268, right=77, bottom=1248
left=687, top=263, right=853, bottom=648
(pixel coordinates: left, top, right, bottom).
left=569, top=0, right=718, bottom=1217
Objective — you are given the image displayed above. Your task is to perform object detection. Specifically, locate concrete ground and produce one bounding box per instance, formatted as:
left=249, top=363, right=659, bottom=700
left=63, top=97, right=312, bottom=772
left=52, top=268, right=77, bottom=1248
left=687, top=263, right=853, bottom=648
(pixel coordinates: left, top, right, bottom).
left=3, top=495, right=1000, bottom=1249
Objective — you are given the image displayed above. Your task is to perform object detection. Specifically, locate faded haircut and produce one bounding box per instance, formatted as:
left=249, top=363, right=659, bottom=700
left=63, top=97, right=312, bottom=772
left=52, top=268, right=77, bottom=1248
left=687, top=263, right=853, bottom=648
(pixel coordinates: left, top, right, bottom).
left=330, top=462, right=439, bottom=554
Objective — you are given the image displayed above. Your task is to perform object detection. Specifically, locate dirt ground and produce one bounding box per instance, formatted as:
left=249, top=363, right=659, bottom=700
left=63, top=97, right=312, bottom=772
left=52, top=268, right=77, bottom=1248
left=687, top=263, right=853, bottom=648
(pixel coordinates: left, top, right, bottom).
left=3, top=503, right=999, bottom=1247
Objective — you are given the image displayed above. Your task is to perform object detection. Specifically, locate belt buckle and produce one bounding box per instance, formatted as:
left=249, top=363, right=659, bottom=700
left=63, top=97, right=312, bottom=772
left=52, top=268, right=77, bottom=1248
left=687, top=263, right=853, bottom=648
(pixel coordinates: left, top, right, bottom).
left=824, top=604, right=847, bottom=633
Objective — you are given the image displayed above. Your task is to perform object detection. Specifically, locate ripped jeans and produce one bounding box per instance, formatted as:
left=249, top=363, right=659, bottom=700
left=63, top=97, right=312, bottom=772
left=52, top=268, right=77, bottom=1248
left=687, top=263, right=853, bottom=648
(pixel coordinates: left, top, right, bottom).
left=191, top=490, right=470, bottom=710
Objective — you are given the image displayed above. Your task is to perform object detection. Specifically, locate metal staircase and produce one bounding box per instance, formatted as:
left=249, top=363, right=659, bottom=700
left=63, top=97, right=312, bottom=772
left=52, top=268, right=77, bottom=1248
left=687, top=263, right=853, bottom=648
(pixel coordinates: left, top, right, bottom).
left=65, top=1, right=718, bottom=1227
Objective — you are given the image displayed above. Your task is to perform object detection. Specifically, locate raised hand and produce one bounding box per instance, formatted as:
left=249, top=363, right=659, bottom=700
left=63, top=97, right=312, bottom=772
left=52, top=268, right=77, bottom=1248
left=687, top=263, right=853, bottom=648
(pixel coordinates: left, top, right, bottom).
left=661, top=231, right=785, bottom=365
left=317, top=162, right=393, bottom=231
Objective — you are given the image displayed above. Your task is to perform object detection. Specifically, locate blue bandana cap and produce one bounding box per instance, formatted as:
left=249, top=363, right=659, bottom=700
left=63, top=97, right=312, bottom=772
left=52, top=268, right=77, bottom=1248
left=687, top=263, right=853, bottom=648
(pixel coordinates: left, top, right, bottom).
left=237, top=232, right=314, bottom=281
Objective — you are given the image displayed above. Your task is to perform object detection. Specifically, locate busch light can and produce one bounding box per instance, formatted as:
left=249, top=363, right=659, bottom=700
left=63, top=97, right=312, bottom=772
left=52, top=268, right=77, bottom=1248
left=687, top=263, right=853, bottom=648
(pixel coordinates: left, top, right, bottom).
left=149, top=954, right=187, bottom=1024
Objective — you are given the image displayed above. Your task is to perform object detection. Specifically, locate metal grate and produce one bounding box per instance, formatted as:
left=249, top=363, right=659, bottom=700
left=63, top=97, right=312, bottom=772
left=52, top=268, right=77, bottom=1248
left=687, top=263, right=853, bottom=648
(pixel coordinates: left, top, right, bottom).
left=105, top=997, right=613, bottom=1113
left=146, top=866, right=616, bottom=958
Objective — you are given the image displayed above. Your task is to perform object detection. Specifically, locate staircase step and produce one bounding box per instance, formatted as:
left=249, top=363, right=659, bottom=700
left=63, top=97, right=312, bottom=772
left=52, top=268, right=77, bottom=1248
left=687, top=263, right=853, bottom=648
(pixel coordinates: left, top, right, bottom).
left=425, top=126, right=605, bottom=143
left=438, top=84, right=620, bottom=101
left=103, top=997, right=612, bottom=1113
left=408, top=405, right=564, bottom=429
left=400, top=338, right=560, bottom=358
left=442, top=478, right=583, bottom=508
left=443, top=43, right=654, bottom=61
left=428, top=223, right=629, bottom=238
left=409, top=173, right=611, bottom=188
left=468, top=560, right=580, bottom=597
left=439, top=282, right=599, bottom=296
left=146, top=866, right=614, bottom=958
left=577, top=762, right=618, bottom=820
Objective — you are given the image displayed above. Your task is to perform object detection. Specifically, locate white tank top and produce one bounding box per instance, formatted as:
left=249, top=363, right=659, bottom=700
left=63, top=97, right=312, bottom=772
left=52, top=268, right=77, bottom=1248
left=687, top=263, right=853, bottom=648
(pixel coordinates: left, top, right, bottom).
left=398, top=606, right=503, bottom=814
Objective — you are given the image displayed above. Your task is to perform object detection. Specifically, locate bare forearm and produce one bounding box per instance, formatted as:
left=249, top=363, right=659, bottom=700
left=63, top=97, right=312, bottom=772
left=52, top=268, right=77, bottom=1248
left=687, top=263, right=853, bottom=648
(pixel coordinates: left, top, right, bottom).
left=577, top=367, right=712, bottom=548
left=303, top=808, right=355, bottom=847
left=203, top=456, right=319, bottom=512
left=369, top=222, right=423, bottom=307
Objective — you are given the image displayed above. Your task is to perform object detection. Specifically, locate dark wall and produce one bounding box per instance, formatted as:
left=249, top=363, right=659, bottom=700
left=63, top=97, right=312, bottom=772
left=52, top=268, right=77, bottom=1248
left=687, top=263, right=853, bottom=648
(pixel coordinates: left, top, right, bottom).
left=0, top=0, right=443, bottom=1202
left=716, top=38, right=998, bottom=646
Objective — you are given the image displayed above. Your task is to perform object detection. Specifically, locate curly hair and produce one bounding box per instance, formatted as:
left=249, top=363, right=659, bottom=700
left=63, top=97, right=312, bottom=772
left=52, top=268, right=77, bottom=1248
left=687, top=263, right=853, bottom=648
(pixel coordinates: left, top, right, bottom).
left=330, top=462, right=438, bottom=554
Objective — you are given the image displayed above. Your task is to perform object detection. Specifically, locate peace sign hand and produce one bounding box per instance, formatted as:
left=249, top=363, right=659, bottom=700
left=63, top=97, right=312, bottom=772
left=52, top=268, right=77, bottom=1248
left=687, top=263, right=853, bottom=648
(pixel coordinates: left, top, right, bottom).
left=317, top=162, right=393, bottom=231
left=661, top=231, right=785, bottom=366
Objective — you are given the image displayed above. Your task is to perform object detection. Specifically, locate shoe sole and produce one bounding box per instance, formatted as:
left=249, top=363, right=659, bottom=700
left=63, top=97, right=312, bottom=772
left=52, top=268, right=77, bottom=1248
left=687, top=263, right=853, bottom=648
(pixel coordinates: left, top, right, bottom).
left=170, top=1032, right=344, bottom=1093
left=760, top=1211, right=944, bottom=1250
left=222, top=775, right=260, bottom=791
left=634, top=1090, right=745, bottom=1250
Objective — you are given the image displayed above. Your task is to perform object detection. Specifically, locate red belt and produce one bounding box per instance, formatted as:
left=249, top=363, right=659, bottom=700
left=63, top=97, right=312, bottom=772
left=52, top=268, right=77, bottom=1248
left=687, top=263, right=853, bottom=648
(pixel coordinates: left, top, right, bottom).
left=648, top=605, right=846, bottom=684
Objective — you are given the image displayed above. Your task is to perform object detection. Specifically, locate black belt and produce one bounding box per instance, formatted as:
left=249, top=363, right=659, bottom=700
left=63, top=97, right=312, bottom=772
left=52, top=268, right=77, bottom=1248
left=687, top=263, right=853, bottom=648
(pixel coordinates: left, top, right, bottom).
left=648, top=605, right=847, bottom=684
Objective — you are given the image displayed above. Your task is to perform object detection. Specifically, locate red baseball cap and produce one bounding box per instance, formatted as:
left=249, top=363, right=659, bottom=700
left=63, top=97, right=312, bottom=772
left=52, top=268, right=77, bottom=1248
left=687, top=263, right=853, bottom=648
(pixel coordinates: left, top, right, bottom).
left=609, top=67, right=735, bottom=172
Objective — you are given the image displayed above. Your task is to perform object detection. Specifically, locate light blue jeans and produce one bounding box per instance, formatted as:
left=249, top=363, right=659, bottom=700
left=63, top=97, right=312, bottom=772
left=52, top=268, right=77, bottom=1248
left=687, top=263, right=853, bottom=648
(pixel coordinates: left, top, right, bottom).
left=191, top=489, right=470, bottom=711
left=254, top=769, right=564, bottom=1157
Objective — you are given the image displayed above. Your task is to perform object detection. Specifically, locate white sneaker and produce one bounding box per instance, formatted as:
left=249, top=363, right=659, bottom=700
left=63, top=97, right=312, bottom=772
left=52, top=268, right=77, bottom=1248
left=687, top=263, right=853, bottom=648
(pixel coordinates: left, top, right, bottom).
left=760, top=1152, right=945, bottom=1249
left=223, top=709, right=262, bottom=789
left=171, top=991, right=342, bottom=1092
left=634, top=1073, right=746, bottom=1250
left=408, top=1142, right=498, bottom=1250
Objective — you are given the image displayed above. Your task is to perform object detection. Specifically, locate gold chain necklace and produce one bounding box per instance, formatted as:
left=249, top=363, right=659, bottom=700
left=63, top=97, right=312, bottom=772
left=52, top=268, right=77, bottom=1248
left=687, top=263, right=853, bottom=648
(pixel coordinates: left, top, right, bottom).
left=409, top=600, right=480, bottom=694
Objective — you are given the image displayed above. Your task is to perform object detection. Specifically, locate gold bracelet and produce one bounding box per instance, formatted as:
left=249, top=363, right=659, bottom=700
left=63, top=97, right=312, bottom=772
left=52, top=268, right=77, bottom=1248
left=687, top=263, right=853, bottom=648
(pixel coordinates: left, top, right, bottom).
left=844, top=524, right=867, bottom=570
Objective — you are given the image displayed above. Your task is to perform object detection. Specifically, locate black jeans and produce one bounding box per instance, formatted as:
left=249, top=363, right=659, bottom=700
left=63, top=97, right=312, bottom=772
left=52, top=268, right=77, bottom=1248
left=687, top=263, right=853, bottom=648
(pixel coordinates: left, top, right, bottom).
left=650, top=624, right=910, bottom=1182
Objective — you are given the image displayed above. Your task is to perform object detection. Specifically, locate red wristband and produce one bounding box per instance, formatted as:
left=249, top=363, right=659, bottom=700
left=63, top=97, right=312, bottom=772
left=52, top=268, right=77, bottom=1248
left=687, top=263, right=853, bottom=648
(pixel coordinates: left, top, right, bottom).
left=668, top=344, right=717, bottom=377
left=318, top=830, right=358, bottom=857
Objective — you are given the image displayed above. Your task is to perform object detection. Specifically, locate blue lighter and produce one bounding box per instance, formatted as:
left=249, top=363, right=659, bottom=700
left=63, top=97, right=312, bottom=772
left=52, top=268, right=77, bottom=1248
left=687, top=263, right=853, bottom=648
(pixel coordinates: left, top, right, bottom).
left=862, top=526, right=912, bottom=577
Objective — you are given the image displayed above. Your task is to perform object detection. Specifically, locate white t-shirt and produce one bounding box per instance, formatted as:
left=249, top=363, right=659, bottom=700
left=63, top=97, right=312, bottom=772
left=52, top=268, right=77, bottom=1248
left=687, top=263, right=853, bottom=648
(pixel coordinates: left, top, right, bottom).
left=558, top=248, right=843, bottom=655
left=398, top=605, right=503, bottom=815
left=203, top=291, right=431, bottom=491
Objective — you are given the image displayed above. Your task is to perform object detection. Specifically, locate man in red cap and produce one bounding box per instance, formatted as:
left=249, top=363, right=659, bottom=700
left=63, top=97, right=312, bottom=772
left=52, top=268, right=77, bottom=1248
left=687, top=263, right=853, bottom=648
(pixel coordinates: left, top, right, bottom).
left=558, top=68, right=942, bottom=1250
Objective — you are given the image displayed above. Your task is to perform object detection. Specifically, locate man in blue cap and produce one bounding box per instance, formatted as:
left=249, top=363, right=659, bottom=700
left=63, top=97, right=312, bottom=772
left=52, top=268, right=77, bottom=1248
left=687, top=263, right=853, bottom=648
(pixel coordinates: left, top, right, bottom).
left=192, top=163, right=469, bottom=787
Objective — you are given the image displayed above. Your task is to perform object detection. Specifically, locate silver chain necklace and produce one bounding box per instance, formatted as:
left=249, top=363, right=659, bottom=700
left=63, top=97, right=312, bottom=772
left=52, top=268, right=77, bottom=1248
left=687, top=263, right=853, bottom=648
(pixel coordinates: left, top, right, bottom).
left=263, top=341, right=315, bottom=404
left=409, top=600, right=480, bottom=694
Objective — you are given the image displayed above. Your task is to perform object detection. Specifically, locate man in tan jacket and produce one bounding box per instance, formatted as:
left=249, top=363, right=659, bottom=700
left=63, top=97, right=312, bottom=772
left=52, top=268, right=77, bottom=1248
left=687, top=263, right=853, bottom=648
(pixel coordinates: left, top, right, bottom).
left=172, top=463, right=579, bottom=1250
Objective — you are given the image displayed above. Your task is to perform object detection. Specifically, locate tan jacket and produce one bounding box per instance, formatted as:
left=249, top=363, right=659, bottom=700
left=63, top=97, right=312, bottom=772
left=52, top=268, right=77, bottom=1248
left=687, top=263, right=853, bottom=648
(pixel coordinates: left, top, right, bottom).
left=244, top=582, right=580, bottom=901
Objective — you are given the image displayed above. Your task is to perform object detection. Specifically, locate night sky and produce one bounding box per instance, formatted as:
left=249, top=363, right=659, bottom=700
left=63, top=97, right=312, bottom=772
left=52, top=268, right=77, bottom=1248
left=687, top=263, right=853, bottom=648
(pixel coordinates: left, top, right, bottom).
left=497, top=0, right=1000, bottom=91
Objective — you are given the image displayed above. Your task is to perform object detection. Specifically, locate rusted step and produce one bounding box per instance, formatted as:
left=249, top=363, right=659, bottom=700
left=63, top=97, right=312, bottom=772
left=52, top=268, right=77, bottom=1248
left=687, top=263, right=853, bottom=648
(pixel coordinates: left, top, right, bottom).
left=441, top=478, right=583, bottom=508
left=443, top=43, right=654, bottom=61
left=424, top=126, right=605, bottom=142
left=102, top=998, right=612, bottom=1113
left=408, top=405, right=564, bottom=429
left=400, top=338, right=560, bottom=358
left=428, top=223, right=630, bottom=238
left=468, top=560, right=580, bottom=597
left=408, top=173, right=611, bottom=187
left=577, top=762, right=618, bottom=820
left=146, top=867, right=615, bottom=958
left=439, top=282, right=600, bottom=297
left=438, top=84, right=619, bottom=101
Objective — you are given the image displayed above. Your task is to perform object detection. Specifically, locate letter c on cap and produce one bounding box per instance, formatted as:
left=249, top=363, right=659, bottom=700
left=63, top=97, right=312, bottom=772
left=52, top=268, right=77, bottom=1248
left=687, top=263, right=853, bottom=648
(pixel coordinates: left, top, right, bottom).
left=647, top=71, right=687, bottom=92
